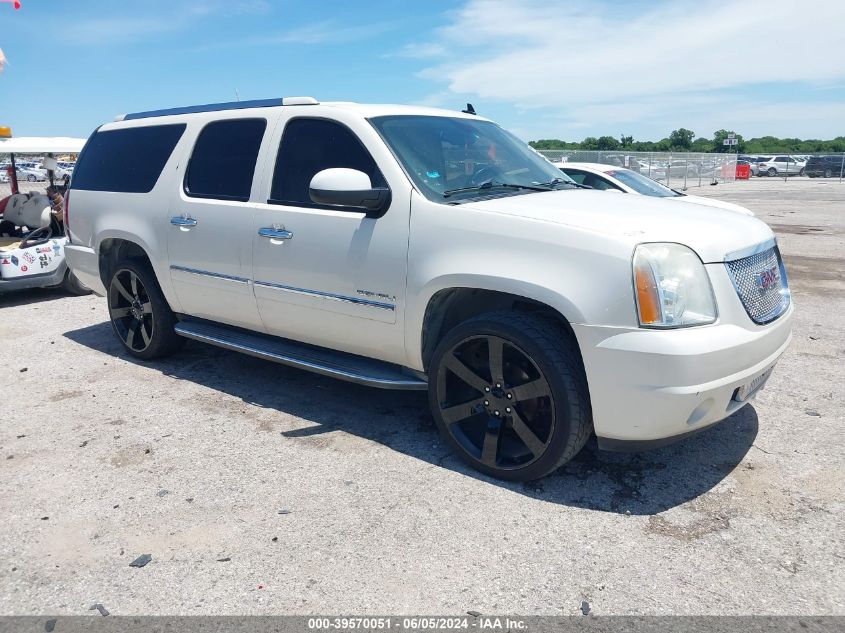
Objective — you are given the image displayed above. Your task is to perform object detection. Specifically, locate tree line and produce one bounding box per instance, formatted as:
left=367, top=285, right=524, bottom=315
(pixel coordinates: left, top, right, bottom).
left=529, top=128, right=845, bottom=154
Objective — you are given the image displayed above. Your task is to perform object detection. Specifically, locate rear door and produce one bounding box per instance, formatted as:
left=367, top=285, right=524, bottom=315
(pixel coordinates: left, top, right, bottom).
left=167, top=115, right=271, bottom=331
left=249, top=111, right=412, bottom=364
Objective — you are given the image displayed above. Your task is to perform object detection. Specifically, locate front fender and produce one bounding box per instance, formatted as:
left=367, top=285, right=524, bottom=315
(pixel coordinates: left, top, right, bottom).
left=404, top=193, right=637, bottom=370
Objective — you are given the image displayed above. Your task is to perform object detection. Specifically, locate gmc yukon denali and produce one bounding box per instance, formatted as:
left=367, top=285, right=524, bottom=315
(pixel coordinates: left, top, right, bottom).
left=64, top=97, right=793, bottom=480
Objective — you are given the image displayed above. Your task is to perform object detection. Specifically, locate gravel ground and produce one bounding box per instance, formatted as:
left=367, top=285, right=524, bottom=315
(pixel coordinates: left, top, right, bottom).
left=1, top=178, right=843, bottom=616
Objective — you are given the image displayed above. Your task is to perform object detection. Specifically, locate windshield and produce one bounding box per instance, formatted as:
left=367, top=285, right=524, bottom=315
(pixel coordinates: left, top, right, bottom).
left=369, top=115, right=573, bottom=203
left=606, top=169, right=681, bottom=197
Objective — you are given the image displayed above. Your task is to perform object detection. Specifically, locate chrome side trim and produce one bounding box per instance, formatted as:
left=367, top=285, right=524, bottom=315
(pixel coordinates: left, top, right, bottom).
left=170, top=265, right=251, bottom=285
left=724, top=237, right=777, bottom=262
left=253, top=280, right=395, bottom=311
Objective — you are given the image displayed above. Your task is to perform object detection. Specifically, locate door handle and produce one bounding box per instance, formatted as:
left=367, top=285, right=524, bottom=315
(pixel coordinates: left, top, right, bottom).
left=258, top=227, right=293, bottom=240
left=171, top=215, right=198, bottom=227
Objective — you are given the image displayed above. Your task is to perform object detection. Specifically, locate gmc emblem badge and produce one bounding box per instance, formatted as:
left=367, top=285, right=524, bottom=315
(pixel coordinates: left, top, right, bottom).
left=756, top=266, right=780, bottom=291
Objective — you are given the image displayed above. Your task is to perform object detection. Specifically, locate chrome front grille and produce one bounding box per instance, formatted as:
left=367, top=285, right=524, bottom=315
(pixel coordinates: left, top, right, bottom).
left=725, top=245, right=790, bottom=324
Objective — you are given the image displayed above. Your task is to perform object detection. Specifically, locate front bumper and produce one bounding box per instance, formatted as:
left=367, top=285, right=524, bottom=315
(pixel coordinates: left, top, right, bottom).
left=572, top=266, right=793, bottom=448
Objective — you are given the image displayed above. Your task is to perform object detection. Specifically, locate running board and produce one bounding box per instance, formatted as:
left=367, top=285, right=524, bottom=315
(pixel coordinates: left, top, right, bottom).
left=174, top=319, right=427, bottom=390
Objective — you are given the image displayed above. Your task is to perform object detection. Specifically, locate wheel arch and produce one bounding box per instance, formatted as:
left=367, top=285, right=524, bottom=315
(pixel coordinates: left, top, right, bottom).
left=417, top=282, right=585, bottom=374
left=97, top=232, right=182, bottom=313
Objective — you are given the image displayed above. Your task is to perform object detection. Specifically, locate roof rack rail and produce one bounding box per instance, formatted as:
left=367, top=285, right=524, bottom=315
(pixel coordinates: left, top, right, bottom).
left=119, top=96, right=318, bottom=121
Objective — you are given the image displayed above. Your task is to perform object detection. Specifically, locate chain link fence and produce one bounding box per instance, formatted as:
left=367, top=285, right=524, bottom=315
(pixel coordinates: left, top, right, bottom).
left=536, top=150, right=845, bottom=188
left=536, top=150, right=738, bottom=189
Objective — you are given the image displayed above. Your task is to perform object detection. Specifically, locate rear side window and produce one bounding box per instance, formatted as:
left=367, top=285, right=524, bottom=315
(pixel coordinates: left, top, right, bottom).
left=184, top=118, right=266, bottom=201
left=270, top=118, right=386, bottom=207
left=71, top=124, right=185, bottom=193
left=561, top=169, right=587, bottom=185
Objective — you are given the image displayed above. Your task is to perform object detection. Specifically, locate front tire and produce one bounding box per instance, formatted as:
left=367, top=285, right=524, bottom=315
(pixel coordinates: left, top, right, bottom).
left=428, top=312, right=592, bottom=481
left=107, top=259, right=184, bottom=360
left=825, top=169, right=833, bottom=178
left=767, top=167, right=777, bottom=177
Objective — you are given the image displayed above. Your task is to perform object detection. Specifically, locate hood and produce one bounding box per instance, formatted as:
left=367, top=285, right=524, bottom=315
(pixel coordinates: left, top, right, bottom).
left=678, top=194, right=755, bottom=216
left=462, top=189, right=773, bottom=263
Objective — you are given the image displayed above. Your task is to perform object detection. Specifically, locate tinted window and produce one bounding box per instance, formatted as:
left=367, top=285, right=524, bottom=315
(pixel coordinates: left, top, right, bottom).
left=585, top=174, right=622, bottom=191
left=71, top=124, right=185, bottom=193
left=185, top=118, right=266, bottom=201
left=561, top=169, right=588, bottom=185
left=271, top=118, right=386, bottom=206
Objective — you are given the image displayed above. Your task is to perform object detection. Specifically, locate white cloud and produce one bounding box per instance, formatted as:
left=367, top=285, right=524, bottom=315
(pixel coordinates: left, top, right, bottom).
left=255, top=20, right=398, bottom=46
left=412, top=0, right=845, bottom=138
left=55, top=0, right=272, bottom=46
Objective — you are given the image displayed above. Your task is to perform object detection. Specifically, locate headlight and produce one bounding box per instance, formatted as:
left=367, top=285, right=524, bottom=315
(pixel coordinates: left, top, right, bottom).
left=633, top=243, right=717, bottom=328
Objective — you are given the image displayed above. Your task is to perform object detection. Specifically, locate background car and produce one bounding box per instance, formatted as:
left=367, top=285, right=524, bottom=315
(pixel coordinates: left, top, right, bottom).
left=667, top=159, right=699, bottom=177
left=54, top=161, right=75, bottom=179
left=757, top=155, right=806, bottom=177
left=805, top=155, right=844, bottom=178
left=555, top=162, right=754, bottom=215
left=14, top=165, right=47, bottom=181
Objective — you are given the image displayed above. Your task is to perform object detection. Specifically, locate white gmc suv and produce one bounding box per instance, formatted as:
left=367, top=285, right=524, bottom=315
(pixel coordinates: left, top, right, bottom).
left=64, top=97, right=793, bottom=480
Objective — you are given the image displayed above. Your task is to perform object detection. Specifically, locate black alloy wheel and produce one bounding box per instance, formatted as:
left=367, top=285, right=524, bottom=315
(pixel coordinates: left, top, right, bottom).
left=107, top=259, right=184, bottom=359
left=109, top=267, right=154, bottom=353
left=429, top=312, right=592, bottom=481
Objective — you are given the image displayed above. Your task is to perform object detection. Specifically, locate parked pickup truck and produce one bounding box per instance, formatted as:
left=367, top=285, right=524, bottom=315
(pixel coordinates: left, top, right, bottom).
left=65, top=97, right=793, bottom=480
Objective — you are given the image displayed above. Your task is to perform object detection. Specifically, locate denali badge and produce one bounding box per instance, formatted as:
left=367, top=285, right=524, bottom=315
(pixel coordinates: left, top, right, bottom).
left=755, top=266, right=780, bottom=291
left=356, top=289, right=397, bottom=302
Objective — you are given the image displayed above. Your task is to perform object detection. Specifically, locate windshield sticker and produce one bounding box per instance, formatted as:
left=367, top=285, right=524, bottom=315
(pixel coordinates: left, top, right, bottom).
left=426, top=170, right=440, bottom=179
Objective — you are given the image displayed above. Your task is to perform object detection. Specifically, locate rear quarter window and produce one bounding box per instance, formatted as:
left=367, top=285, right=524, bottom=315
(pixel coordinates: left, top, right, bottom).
left=71, top=124, right=186, bottom=193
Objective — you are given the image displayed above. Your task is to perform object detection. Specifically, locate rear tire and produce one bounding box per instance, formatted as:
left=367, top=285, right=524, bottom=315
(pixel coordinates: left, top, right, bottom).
left=62, top=269, right=92, bottom=295
left=825, top=169, right=833, bottom=178
left=428, top=311, right=592, bottom=481
left=107, top=259, right=184, bottom=360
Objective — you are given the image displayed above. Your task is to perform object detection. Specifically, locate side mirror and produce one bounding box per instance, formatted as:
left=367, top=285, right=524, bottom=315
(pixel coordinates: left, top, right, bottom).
left=309, top=168, right=390, bottom=217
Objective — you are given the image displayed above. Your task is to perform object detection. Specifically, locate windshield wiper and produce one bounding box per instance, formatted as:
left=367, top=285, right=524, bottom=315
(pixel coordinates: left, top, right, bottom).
left=443, top=180, right=550, bottom=198
left=535, top=177, right=591, bottom=190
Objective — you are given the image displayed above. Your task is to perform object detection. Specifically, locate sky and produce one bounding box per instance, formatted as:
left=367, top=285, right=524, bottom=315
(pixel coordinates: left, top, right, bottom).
left=1, top=0, right=844, bottom=143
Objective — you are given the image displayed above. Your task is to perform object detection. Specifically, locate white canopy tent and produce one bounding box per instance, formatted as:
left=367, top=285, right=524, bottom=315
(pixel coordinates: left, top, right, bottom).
left=0, top=136, right=86, bottom=154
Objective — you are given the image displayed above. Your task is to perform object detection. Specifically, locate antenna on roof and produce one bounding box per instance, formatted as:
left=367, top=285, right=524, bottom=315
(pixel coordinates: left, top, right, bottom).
left=461, top=103, right=476, bottom=115
left=235, top=89, right=240, bottom=102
